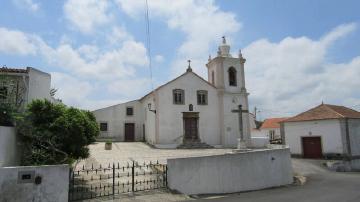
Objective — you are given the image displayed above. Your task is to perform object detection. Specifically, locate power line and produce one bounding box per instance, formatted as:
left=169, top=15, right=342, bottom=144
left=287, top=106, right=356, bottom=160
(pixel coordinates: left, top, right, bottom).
left=145, top=0, right=154, bottom=91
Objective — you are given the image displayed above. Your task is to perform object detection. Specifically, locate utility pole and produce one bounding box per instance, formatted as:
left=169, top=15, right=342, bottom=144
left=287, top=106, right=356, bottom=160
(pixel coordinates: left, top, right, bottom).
left=254, top=106, right=257, bottom=121
left=232, top=105, right=249, bottom=149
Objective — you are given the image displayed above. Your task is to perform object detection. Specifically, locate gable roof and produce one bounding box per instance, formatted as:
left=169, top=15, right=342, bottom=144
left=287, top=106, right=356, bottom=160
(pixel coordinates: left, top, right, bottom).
left=140, top=70, right=216, bottom=101
left=283, top=104, right=360, bottom=123
left=261, top=117, right=289, bottom=129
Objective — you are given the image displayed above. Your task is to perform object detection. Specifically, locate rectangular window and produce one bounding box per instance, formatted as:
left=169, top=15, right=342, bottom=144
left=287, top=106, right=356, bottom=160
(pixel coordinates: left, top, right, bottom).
left=100, top=122, right=108, bottom=132
left=126, top=107, right=134, bottom=116
left=173, top=89, right=185, bottom=104
left=0, top=87, right=7, bottom=100
left=197, top=90, right=208, bottom=105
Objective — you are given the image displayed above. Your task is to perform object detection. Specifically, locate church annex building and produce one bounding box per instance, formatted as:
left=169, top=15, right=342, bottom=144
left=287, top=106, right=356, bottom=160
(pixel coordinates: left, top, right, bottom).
left=93, top=38, right=251, bottom=148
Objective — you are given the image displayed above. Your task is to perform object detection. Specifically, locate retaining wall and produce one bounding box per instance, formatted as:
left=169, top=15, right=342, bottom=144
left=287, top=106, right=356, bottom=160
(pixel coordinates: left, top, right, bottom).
left=167, top=148, right=293, bottom=195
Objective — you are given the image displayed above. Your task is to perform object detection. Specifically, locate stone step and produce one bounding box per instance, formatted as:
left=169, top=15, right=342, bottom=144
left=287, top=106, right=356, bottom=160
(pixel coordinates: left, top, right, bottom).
left=177, top=142, right=214, bottom=149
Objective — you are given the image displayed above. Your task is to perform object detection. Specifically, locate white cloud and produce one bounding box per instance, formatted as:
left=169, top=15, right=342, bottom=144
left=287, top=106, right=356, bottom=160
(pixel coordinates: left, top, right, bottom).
left=107, top=78, right=152, bottom=98
left=51, top=72, right=93, bottom=107
left=0, top=27, right=38, bottom=55
left=0, top=26, right=151, bottom=109
left=13, top=0, right=39, bottom=12
left=154, top=54, right=164, bottom=63
left=51, top=72, right=126, bottom=110
left=243, top=23, right=359, bottom=117
left=108, top=26, right=133, bottom=45
left=115, top=0, right=241, bottom=77
left=42, top=40, right=148, bottom=80
left=64, top=0, right=112, bottom=34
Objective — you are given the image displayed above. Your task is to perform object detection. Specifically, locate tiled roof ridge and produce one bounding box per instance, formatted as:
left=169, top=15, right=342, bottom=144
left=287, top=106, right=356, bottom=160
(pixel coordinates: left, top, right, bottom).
left=323, top=104, right=345, bottom=118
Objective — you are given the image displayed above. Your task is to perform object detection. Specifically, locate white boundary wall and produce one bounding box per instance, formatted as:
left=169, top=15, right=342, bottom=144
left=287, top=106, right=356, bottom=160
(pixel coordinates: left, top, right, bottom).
left=0, top=126, right=19, bottom=167
left=167, top=148, right=293, bottom=195
left=0, top=165, right=69, bottom=202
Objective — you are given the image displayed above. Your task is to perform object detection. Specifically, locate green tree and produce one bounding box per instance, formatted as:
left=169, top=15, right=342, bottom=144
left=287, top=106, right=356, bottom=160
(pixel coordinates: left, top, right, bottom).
left=17, top=99, right=99, bottom=165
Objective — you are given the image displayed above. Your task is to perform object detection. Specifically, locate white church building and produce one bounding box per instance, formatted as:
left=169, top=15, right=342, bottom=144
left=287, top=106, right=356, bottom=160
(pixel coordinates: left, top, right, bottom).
left=93, top=38, right=251, bottom=148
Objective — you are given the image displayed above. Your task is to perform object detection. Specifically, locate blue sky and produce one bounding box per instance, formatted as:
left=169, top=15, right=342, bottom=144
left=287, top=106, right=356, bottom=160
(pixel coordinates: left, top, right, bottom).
left=0, top=0, right=359, bottom=119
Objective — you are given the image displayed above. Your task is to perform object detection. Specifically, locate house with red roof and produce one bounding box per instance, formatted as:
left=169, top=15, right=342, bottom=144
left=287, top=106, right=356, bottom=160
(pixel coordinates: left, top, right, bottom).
left=281, top=103, right=360, bottom=169
left=259, top=117, right=289, bottom=141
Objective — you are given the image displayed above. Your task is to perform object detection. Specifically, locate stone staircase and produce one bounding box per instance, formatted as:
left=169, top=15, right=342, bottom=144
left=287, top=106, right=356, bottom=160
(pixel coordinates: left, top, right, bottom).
left=177, top=141, right=214, bottom=149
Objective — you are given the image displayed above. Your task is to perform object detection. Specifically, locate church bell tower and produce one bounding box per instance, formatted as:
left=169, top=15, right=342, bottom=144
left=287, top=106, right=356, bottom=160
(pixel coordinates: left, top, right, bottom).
left=206, top=37, right=251, bottom=147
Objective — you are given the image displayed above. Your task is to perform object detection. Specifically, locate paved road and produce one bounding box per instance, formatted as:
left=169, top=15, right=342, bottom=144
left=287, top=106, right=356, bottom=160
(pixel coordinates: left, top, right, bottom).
left=192, top=159, right=360, bottom=202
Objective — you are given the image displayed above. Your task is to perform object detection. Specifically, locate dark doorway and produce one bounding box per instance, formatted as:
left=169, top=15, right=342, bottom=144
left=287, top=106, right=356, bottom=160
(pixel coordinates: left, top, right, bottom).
left=302, top=137, right=322, bottom=158
left=183, top=112, right=199, bottom=142
left=124, top=123, right=135, bottom=142
left=184, top=118, right=198, bottom=141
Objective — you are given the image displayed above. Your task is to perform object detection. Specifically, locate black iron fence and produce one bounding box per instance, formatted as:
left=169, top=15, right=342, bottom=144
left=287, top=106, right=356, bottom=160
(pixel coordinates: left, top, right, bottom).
left=69, top=161, right=167, bottom=201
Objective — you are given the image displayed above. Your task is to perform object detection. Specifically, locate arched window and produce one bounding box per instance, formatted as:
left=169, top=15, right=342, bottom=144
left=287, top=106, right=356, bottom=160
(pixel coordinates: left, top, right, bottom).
left=228, top=67, right=237, bottom=86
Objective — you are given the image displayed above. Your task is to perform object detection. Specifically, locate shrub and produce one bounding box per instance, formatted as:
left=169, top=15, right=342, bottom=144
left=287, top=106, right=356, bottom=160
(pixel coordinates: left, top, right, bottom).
left=17, top=99, right=99, bottom=166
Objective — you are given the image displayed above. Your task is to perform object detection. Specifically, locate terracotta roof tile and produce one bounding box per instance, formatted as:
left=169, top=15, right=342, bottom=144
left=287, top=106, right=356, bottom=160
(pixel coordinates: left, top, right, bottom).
left=260, top=117, right=289, bottom=129
left=0, top=67, right=28, bottom=73
left=283, top=104, right=360, bottom=122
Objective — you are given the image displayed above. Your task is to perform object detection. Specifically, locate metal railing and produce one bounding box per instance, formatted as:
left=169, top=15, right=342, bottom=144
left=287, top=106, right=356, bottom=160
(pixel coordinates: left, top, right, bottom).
left=69, top=161, right=167, bottom=201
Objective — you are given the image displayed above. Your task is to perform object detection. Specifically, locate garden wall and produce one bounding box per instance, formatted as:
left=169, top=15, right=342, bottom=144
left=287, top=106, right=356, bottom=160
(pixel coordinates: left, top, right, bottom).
left=0, top=126, right=19, bottom=167
left=0, top=164, right=69, bottom=202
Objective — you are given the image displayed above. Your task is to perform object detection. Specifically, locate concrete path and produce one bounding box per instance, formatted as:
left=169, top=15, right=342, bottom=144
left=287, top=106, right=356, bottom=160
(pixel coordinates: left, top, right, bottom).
left=78, top=142, right=232, bottom=169
left=192, top=159, right=360, bottom=202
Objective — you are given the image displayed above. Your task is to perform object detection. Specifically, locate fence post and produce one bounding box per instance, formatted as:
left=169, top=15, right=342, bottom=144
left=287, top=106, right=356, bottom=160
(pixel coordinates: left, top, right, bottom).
left=112, top=163, right=115, bottom=197
left=132, top=161, right=135, bottom=193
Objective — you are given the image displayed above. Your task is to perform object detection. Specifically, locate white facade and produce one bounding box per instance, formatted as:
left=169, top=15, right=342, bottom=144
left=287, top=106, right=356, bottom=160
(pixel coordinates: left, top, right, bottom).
left=93, top=39, right=251, bottom=148
left=284, top=119, right=344, bottom=155
left=93, top=100, right=144, bottom=141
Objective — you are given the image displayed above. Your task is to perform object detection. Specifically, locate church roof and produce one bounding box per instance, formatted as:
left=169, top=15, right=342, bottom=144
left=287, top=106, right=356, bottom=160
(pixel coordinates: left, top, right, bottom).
left=139, top=70, right=216, bottom=101
left=261, top=117, right=289, bottom=129
left=282, top=104, right=360, bottom=123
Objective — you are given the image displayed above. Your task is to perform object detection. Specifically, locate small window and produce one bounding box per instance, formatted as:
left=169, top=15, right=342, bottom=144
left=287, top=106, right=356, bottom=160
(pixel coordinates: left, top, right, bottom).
left=228, top=67, right=237, bottom=86
left=100, top=122, right=108, bottom=132
left=197, top=90, right=208, bottom=105
left=0, top=87, right=7, bottom=100
left=173, top=89, right=185, bottom=104
left=126, top=107, right=134, bottom=116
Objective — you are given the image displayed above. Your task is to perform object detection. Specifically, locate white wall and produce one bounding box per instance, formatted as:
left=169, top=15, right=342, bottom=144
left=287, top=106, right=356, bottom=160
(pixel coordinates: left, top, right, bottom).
left=251, top=129, right=267, bottom=137
left=348, top=119, right=360, bottom=156
left=27, top=67, right=51, bottom=103
left=0, top=126, right=19, bottom=167
left=0, top=165, right=69, bottom=202
left=284, top=119, right=344, bottom=155
left=156, top=72, right=221, bottom=146
left=93, top=100, right=144, bottom=141
left=167, top=148, right=293, bottom=195
left=142, top=94, right=156, bottom=144
left=222, top=93, right=251, bottom=147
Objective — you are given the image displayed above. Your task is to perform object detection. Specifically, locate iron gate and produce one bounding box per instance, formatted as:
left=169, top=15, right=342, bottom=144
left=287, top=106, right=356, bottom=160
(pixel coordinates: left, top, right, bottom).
left=69, top=161, right=167, bottom=201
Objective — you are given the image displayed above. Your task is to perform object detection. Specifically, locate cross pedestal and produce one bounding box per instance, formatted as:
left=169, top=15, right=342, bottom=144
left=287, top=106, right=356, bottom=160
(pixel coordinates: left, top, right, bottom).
left=231, top=105, right=249, bottom=150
